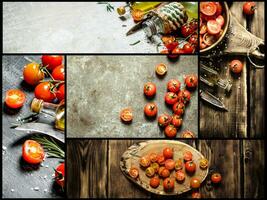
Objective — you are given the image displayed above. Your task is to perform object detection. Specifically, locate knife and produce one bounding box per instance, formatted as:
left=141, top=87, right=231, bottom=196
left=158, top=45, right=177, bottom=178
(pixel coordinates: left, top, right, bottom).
left=12, top=122, right=65, bottom=143
left=200, top=90, right=228, bottom=111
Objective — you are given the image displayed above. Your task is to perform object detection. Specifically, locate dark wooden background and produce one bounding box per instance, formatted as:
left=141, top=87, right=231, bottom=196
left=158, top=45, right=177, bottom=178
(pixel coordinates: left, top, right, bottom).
left=200, top=2, right=265, bottom=138
left=66, top=139, right=264, bottom=198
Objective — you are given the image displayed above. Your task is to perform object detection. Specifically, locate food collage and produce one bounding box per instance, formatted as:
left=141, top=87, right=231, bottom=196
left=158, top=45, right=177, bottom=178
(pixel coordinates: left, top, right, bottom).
left=1, top=1, right=265, bottom=199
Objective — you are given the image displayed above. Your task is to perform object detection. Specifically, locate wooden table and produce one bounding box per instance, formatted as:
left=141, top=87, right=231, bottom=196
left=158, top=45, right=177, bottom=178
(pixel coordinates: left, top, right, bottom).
left=66, top=139, right=264, bottom=198
left=200, top=2, right=265, bottom=138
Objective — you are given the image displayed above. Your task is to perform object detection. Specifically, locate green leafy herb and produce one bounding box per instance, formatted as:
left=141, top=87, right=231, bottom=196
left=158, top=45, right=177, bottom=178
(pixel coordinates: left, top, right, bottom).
left=130, top=40, right=141, bottom=46
left=97, top=2, right=114, bottom=12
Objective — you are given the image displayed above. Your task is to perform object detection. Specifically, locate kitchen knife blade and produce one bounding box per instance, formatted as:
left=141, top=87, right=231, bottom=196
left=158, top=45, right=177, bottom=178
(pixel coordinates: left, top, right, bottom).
left=200, top=90, right=228, bottom=111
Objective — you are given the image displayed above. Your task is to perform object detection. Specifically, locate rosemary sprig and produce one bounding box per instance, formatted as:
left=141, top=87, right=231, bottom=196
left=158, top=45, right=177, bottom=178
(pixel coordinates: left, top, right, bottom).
left=97, top=2, right=114, bottom=12
left=130, top=40, right=141, bottom=46
left=32, top=135, right=65, bottom=159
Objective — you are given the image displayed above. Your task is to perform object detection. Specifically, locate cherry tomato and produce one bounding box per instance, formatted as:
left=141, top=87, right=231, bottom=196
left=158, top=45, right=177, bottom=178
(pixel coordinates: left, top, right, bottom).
left=192, top=191, right=201, bottom=198
left=165, top=41, right=179, bottom=51
left=216, top=15, right=225, bottom=27
left=52, top=65, right=65, bottom=81
left=200, top=2, right=217, bottom=16
left=56, top=84, right=65, bottom=102
left=243, top=2, right=256, bottom=15
left=175, top=159, right=184, bottom=171
left=185, top=161, right=196, bottom=174
left=199, top=158, right=209, bottom=169
left=175, top=170, right=185, bottom=182
left=150, top=162, right=159, bottom=173
left=150, top=177, right=160, bottom=188
left=144, top=103, right=158, bottom=117
left=165, top=159, right=175, bottom=171
left=173, top=102, right=185, bottom=116
left=129, top=167, right=139, bottom=179
left=160, top=168, right=170, bottom=178
left=177, top=90, right=191, bottom=104
left=207, top=20, right=221, bottom=35
left=34, top=82, right=56, bottom=102
left=157, top=154, right=165, bottom=165
left=190, top=177, right=201, bottom=189
left=120, top=108, right=133, bottom=122
left=184, top=151, right=193, bottom=162
left=161, top=35, right=175, bottom=45
left=22, top=140, right=45, bottom=164
left=164, top=125, right=177, bottom=138
left=155, top=63, right=168, bottom=76
left=41, top=55, right=63, bottom=71
left=163, top=178, right=175, bottom=192
left=229, top=59, right=243, bottom=74
left=55, top=163, right=65, bottom=188
left=165, top=92, right=178, bottom=105
left=160, top=49, right=170, bottom=54
left=185, top=74, right=198, bottom=88
left=172, top=48, right=185, bottom=55
left=211, top=172, right=222, bottom=184
left=163, top=147, right=173, bottom=159
left=139, top=156, right=150, bottom=168
left=145, top=167, right=155, bottom=177
left=172, top=115, right=183, bottom=128
left=181, top=19, right=198, bottom=37
left=181, top=130, right=196, bottom=138
left=167, top=79, right=181, bottom=93
left=23, top=63, right=44, bottom=86
left=203, top=33, right=217, bottom=46
left=5, top=89, right=26, bottom=109
left=183, top=43, right=195, bottom=54
left=149, top=153, right=158, bottom=163
left=158, top=166, right=165, bottom=176
left=214, top=2, right=222, bottom=16
left=144, top=82, right=156, bottom=97
left=188, top=34, right=198, bottom=46
left=158, top=113, right=172, bottom=127
left=200, top=24, right=207, bottom=35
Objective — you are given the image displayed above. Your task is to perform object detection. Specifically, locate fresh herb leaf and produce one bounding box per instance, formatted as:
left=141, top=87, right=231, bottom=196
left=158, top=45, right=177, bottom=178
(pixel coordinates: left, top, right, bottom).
left=130, top=40, right=141, bottom=46
left=98, top=2, right=114, bottom=12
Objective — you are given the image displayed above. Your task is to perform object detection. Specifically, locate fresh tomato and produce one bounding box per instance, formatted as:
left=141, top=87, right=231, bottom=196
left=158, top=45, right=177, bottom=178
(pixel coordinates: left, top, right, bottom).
left=181, top=130, right=196, bottom=138
left=165, top=159, right=175, bottom=171
left=144, top=82, right=156, bottom=97
left=155, top=63, right=168, bottom=76
left=158, top=113, right=172, bottom=127
left=181, top=19, right=198, bottom=37
left=229, top=59, right=243, bottom=74
left=56, top=84, right=65, bottom=102
left=23, top=63, right=45, bottom=86
left=185, top=161, right=196, bottom=174
left=200, top=24, right=207, bottom=35
left=52, top=65, right=65, bottom=81
left=175, top=159, right=184, bottom=171
left=185, top=74, right=198, bottom=88
left=42, top=55, right=63, bottom=71
left=161, top=35, right=175, bottom=45
left=55, top=163, right=65, bottom=188
left=214, top=2, right=222, bottom=16
left=190, top=177, right=201, bottom=189
left=160, top=49, right=170, bottom=54
left=183, top=43, right=195, bottom=54
left=200, top=2, right=217, bottom=16
left=199, top=158, right=209, bottom=169
left=157, top=154, right=165, bottom=165
left=192, top=191, right=201, bottom=198
left=163, top=147, right=173, bottom=159
left=129, top=167, right=139, bottom=179
left=207, top=20, right=221, bottom=35
left=150, top=162, right=160, bottom=173
left=184, top=151, right=193, bottom=162
left=5, top=89, right=26, bottom=109
left=172, top=115, right=183, bottom=128
left=161, top=168, right=170, bottom=178
left=188, top=34, right=198, bottom=46
left=165, top=92, right=178, bottom=105
left=211, top=172, right=222, bottom=184
left=139, top=156, right=150, bottom=168
left=167, top=79, right=181, bottom=93
left=163, top=178, right=175, bottom=192
left=243, top=2, right=256, bottom=15
left=120, top=108, right=133, bottom=122
left=203, top=33, right=217, bottom=46
left=216, top=15, right=225, bottom=27
left=172, top=48, right=185, bottom=55
left=164, top=125, right=177, bottom=138
left=200, top=35, right=207, bottom=49
left=165, top=41, right=179, bottom=52
left=150, top=177, right=160, bottom=188
left=175, top=170, right=185, bottom=182
left=149, top=153, right=158, bottom=163
left=34, top=82, right=56, bottom=102
left=144, top=103, right=158, bottom=117
left=177, top=90, right=191, bottom=104
left=173, top=102, right=185, bottom=116
left=145, top=167, right=155, bottom=177
left=22, top=140, right=45, bottom=164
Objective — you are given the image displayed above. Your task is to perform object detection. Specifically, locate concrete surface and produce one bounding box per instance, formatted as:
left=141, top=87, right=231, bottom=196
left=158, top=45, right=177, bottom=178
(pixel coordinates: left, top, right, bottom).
left=4, top=2, right=163, bottom=53
left=67, top=55, right=198, bottom=138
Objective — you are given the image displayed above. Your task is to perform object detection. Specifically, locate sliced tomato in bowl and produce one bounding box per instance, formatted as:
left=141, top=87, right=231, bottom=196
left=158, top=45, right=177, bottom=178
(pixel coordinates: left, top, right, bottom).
left=216, top=15, right=225, bottom=27
left=200, top=2, right=217, bottom=16
left=207, top=20, right=221, bottom=35
left=203, top=33, right=217, bottom=46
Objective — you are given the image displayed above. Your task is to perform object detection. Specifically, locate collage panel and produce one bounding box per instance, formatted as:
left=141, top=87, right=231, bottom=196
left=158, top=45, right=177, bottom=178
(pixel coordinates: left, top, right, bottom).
left=67, top=55, right=198, bottom=138
left=2, top=55, right=65, bottom=198
left=67, top=139, right=264, bottom=198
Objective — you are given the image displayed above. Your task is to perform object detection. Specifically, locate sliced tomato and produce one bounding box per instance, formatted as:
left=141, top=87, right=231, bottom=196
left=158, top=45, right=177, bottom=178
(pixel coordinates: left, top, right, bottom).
left=200, top=24, right=207, bottom=35
left=5, top=89, right=26, bottom=109
left=22, top=140, right=45, bottom=164
left=216, top=15, right=225, bottom=27
left=214, top=2, right=223, bottom=16
left=203, top=33, right=217, bottom=46
left=200, top=2, right=217, bottom=16
left=207, top=20, right=221, bottom=35
left=199, top=35, right=207, bottom=50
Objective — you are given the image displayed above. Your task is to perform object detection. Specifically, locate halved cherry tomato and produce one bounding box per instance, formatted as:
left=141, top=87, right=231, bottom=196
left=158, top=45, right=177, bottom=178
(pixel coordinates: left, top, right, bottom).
left=55, top=163, right=65, bottom=188
left=200, top=2, right=217, bottom=16
left=144, top=82, right=156, bottom=97
left=158, top=113, right=172, bottom=127
left=243, top=2, right=256, bottom=15
left=199, top=158, right=209, bottom=169
left=167, top=79, right=181, bottom=93
left=177, top=90, right=191, bottom=104
left=149, top=153, right=158, bottom=163
left=151, top=163, right=159, bottom=173
left=145, top=167, right=155, bottom=177
left=22, top=140, right=45, bottom=164
left=164, top=124, right=177, bottom=138
left=163, top=178, right=175, bottom=192
left=5, top=89, right=26, bottom=109
left=188, top=34, right=198, bottom=46
left=175, top=159, right=184, bottom=171
left=56, top=84, right=65, bottom=102
left=139, top=156, right=150, bottom=168
left=52, top=65, right=65, bottom=81
left=42, top=55, right=63, bottom=71
left=172, top=115, right=183, bottom=128
left=211, top=172, right=222, bottom=184
left=129, top=167, right=139, bottom=179
left=165, top=159, right=175, bottom=171
left=200, top=24, right=207, bottom=35
left=173, top=102, right=185, bottom=116
left=175, top=170, right=185, bottom=182
left=216, top=15, right=225, bottom=27
left=181, top=130, right=195, bottom=138
left=203, top=33, right=217, bottom=46
left=155, top=63, right=168, bottom=76
left=163, top=147, right=173, bottom=159
left=185, top=74, right=198, bottom=88
left=120, top=108, right=133, bottom=122
left=190, top=177, right=201, bottom=189
left=34, top=82, right=56, bottom=102
left=23, top=63, right=45, bottom=86
left=214, top=2, right=222, bottom=16
left=144, top=102, right=158, bottom=117
left=150, top=176, right=160, bottom=188
left=229, top=59, right=243, bottom=74
left=165, top=92, right=178, bottom=105
left=185, top=161, right=196, bottom=174
left=184, top=151, right=193, bottom=162
left=207, top=20, right=221, bottom=35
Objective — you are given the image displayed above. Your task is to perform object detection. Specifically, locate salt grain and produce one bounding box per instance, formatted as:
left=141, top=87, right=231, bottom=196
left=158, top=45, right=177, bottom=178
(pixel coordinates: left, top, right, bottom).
left=34, top=187, right=40, bottom=191
left=2, top=146, right=7, bottom=151
left=44, top=189, right=48, bottom=193
left=11, top=189, right=14, bottom=192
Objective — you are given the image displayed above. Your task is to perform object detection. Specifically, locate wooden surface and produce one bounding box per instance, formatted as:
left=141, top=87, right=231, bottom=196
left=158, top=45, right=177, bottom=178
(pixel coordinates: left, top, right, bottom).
left=200, top=2, right=265, bottom=138
left=66, top=139, right=264, bottom=198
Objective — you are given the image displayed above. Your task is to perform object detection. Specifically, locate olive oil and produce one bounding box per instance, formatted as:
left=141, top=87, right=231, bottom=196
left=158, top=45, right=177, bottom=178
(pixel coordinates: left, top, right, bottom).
left=117, top=2, right=161, bottom=16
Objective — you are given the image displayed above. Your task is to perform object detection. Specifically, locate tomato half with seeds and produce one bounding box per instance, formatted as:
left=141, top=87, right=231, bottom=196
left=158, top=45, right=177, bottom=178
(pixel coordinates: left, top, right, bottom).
left=184, top=151, right=193, bottom=162
left=145, top=167, right=155, bottom=177
left=173, top=102, right=185, bottom=116
left=181, top=130, right=195, bottom=138
left=56, top=84, right=65, bottom=102
left=165, top=92, right=178, bottom=105
left=185, top=74, right=198, bottom=88
left=211, top=172, right=222, bottom=184
left=200, top=2, right=217, bottom=16
left=158, top=113, right=172, bottom=127
left=23, top=62, right=45, bottom=86
left=120, top=108, right=133, bottom=122
left=165, top=159, right=175, bottom=171
left=185, top=161, right=196, bottom=174
left=177, top=90, right=191, bottom=104
left=199, top=158, right=209, bottom=169
left=52, top=65, right=65, bottom=81
left=243, top=2, right=256, bottom=15
left=164, top=125, right=177, bottom=138
left=167, top=79, right=181, bottom=93
left=163, top=147, right=173, bottom=159
left=139, top=156, right=150, bottom=168
left=144, top=82, right=156, bottom=97
left=172, top=115, right=183, bottom=128
left=175, top=170, right=185, bottom=182
left=150, top=162, right=160, bottom=173
left=129, top=167, right=139, bottom=179
left=229, top=59, right=243, bottom=74
left=55, top=163, right=65, bottom=188
left=150, top=177, right=160, bottom=188
left=42, top=55, right=63, bottom=71
left=5, top=89, right=26, bottom=109
left=155, top=63, right=168, bottom=76
left=216, top=15, right=225, bottom=27
left=144, top=102, right=158, bottom=117
left=149, top=153, right=158, bottom=163
left=175, top=159, right=184, bottom=171
left=207, top=20, right=221, bottom=35
left=163, top=178, right=175, bottom=192
left=22, top=140, right=45, bottom=164
left=190, top=177, right=201, bottom=189
left=34, top=82, right=56, bottom=102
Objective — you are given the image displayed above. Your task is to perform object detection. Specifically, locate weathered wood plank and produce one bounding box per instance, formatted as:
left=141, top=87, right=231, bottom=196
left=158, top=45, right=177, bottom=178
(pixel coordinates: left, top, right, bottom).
left=66, top=140, right=108, bottom=198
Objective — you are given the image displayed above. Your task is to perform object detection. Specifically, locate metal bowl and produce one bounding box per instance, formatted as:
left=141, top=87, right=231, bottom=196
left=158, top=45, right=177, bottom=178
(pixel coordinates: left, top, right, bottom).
left=200, top=2, right=230, bottom=53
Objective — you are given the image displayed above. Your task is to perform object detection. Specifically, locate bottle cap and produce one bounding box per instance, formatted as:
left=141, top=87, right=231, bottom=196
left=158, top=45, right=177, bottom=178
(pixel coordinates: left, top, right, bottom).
left=31, top=98, right=43, bottom=113
left=117, top=6, right=126, bottom=15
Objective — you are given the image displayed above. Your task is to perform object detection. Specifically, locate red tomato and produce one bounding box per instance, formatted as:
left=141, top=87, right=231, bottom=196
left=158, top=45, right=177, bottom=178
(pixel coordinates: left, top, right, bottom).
left=188, top=34, right=198, bottom=46
left=155, top=63, right=168, bottom=76
left=165, top=41, right=179, bottom=51
left=175, top=159, right=184, bottom=171
left=181, top=20, right=198, bottom=37
left=120, top=108, right=133, bottom=122
left=150, top=177, right=160, bottom=188
left=163, top=178, right=175, bottom=192
left=177, top=90, right=191, bottom=104
left=165, top=92, right=178, bottom=105
left=163, top=147, right=173, bottom=159
left=229, top=59, right=243, bottom=74
left=42, top=55, right=63, bottom=71
left=190, top=177, right=201, bottom=189
left=144, top=102, right=158, bottom=117
left=149, top=153, right=158, bottom=163
left=167, top=79, right=181, bottom=93
left=175, top=170, right=185, bottom=182
left=200, top=2, right=217, bottom=16
left=211, top=172, right=222, bottom=184
left=214, top=2, right=222, bottom=16
left=22, top=140, right=45, bottom=164
left=200, top=24, right=207, bottom=35
left=184, top=151, right=193, bottom=162
left=160, top=49, right=170, bottom=54
left=157, top=154, right=165, bottom=165
left=243, top=2, right=256, bottom=15
left=144, top=82, right=156, bottom=97
left=172, top=48, right=185, bottom=55
left=181, top=130, right=196, bottom=138
left=55, top=163, right=65, bottom=188
left=5, top=89, right=26, bottom=109
left=23, top=63, right=45, bottom=86
left=165, top=159, right=175, bottom=171
left=185, top=161, right=196, bottom=174
left=185, top=74, right=198, bottom=88
left=192, top=191, right=201, bottom=198
left=139, top=156, right=150, bottom=168
left=158, top=113, right=172, bottom=127
left=56, top=84, right=65, bottom=102
left=216, top=15, right=225, bottom=27
left=172, top=115, right=183, bottom=128
left=161, top=168, right=170, bottom=178
left=52, top=65, right=65, bottom=81
left=34, top=82, right=56, bottom=102
left=173, top=102, right=185, bottom=116
left=164, top=125, right=177, bottom=138
left=207, top=20, right=221, bottom=35
left=129, top=167, right=139, bottom=179
left=183, top=43, right=195, bottom=54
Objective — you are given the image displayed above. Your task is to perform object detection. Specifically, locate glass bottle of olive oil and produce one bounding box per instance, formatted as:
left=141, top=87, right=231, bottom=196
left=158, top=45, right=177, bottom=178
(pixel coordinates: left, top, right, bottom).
left=117, top=2, right=161, bottom=16
left=31, top=98, right=65, bottom=131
